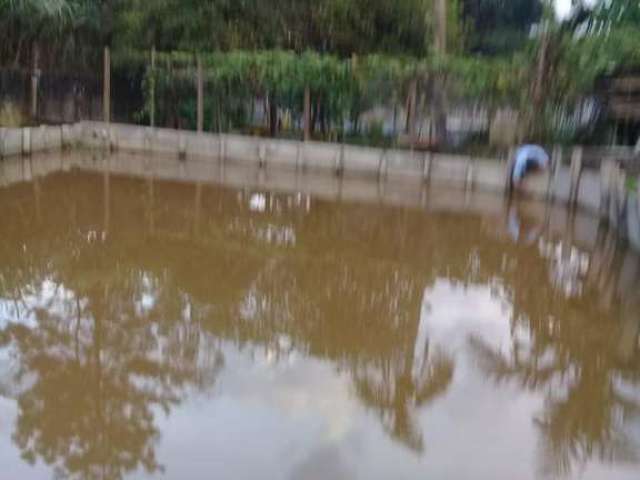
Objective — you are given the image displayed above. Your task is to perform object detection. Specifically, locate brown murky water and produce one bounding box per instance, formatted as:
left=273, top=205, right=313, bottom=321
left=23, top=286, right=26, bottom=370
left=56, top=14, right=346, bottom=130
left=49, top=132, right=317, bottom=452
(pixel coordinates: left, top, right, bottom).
left=1, top=153, right=639, bottom=480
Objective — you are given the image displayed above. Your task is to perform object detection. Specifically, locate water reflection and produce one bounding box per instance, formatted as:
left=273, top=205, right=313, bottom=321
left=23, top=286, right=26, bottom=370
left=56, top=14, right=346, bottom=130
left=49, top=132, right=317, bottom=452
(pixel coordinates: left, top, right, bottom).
left=0, top=157, right=639, bottom=479
left=469, top=294, right=640, bottom=477
left=506, top=200, right=592, bottom=298
left=538, top=238, right=590, bottom=297
left=0, top=274, right=223, bottom=479
left=508, top=202, right=542, bottom=245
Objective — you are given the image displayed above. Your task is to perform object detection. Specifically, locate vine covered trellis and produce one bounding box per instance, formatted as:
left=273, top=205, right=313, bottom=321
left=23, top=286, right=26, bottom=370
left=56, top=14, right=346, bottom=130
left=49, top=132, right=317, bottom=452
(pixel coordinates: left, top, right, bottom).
left=110, top=26, right=640, bottom=144
left=112, top=49, right=527, bottom=142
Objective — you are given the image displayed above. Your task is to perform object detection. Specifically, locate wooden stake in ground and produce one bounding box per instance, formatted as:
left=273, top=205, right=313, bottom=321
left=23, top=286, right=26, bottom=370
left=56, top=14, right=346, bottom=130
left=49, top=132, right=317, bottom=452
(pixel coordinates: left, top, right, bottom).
left=408, top=79, right=418, bottom=148
left=434, top=0, right=447, bottom=54
left=103, top=46, right=111, bottom=124
left=31, top=43, right=40, bottom=121
left=150, top=46, right=156, bottom=127
left=431, top=0, right=448, bottom=147
left=197, top=57, right=204, bottom=133
left=530, top=28, right=550, bottom=137
left=304, top=86, right=311, bottom=141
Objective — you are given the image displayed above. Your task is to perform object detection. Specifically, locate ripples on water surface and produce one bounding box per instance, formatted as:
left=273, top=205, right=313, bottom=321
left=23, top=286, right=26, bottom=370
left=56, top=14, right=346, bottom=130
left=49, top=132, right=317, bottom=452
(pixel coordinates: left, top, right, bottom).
left=0, top=153, right=639, bottom=480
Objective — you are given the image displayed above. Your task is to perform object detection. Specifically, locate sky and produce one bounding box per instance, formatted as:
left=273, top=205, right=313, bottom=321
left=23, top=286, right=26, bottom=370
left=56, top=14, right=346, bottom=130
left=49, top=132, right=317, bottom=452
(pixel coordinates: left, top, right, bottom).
left=556, top=0, right=599, bottom=19
left=556, top=0, right=573, bottom=19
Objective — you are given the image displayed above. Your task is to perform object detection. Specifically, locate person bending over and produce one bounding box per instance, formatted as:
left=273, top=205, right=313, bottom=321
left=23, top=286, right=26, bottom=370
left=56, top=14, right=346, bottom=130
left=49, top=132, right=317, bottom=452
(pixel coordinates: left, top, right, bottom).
left=510, top=144, right=550, bottom=190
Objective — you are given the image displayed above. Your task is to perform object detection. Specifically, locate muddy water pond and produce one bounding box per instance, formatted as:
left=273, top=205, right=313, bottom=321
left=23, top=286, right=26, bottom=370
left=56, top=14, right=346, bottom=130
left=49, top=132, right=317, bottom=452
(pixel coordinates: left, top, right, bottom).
left=0, top=153, right=639, bottom=480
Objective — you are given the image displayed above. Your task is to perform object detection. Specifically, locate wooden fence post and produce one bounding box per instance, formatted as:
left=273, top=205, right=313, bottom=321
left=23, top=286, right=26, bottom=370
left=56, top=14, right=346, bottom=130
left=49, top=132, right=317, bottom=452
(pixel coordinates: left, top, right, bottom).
left=197, top=56, right=204, bottom=133
left=569, top=146, right=583, bottom=208
left=31, top=44, right=40, bottom=121
left=150, top=46, right=156, bottom=128
left=408, top=79, right=417, bottom=149
left=505, top=146, right=516, bottom=194
left=103, top=46, right=111, bottom=124
left=304, top=86, right=311, bottom=141
left=600, top=159, right=615, bottom=221
left=548, top=145, right=562, bottom=200
left=611, top=164, right=627, bottom=230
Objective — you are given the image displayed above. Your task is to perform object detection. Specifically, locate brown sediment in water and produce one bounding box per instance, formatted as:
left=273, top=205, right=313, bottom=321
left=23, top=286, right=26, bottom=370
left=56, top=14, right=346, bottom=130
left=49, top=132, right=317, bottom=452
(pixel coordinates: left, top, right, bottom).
left=0, top=153, right=639, bottom=480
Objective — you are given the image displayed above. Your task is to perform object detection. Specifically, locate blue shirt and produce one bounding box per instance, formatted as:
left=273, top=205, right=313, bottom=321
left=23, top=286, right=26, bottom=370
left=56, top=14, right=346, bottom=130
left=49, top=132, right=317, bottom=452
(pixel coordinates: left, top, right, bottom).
left=512, top=145, right=549, bottom=181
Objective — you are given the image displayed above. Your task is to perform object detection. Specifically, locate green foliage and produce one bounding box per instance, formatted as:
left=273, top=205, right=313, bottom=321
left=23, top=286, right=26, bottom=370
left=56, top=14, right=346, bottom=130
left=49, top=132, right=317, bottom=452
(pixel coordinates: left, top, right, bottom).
left=3, top=0, right=640, bottom=145
left=571, top=0, right=640, bottom=33
left=112, top=0, right=431, bottom=56
left=462, top=0, right=543, bottom=54
left=119, top=21, right=640, bottom=141
left=0, top=0, right=75, bottom=21
left=0, top=0, right=103, bottom=69
left=549, top=27, right=640, bottom=105
left=124, top=48, right=529, bottom=133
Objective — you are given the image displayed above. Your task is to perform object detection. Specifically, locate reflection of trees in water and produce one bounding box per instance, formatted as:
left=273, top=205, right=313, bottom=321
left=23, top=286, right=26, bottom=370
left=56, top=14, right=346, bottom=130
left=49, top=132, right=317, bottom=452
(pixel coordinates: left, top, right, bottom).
left=0, top=169, right=639, bottom=476
left=486, top=205, right=640, bottom=476
left=535, top=376, right=640, bottom=477
left=0, top=277, right=224, bottom=480
left=4, top=302, right=166, bottom=479
left=351, top=347, right=454, bottom=451
left=210, top=217, right=460, bottom=452
left=0, top=205, right=225, bottom=480
left=468, top=275, right=640, bottom=477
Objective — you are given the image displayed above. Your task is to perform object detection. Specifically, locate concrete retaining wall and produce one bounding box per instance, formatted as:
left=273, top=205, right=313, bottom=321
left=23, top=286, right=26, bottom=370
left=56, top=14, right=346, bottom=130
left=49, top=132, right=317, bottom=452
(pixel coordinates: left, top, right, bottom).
left=627, top=192, right=640, bottom=249
left=78, top=122, right=608, bottom=213
left=598, top=161, right=640, bottom=252
left=0, top=124, right=81, bottom=158
left=0, top=128, right=23, bottom=156
left=80, top=122, right=601, bottom=206
left=2, top=120, right=640, bottom=253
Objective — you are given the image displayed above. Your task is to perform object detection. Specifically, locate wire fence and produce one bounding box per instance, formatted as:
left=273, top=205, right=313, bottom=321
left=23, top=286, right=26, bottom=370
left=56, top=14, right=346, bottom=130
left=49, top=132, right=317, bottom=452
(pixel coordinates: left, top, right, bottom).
left=0, top=63, right=143, bottom=126
left=0, top=48, right=637, bottom=160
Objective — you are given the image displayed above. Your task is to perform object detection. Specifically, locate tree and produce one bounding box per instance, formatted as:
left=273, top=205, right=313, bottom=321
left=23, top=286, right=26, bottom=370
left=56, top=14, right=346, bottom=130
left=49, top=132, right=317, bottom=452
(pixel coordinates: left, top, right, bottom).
left=462, top=0, right=544, bottom=54
left=567, top=0, right=640, bottom=32
left=0, top=0, right=102, bottom=69
left=111, top=0, right=432, bottom=56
